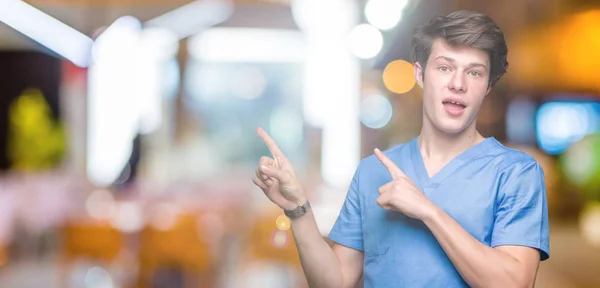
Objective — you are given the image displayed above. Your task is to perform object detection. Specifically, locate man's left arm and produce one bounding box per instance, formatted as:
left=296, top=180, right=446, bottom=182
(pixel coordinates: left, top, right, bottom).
left=373, top=150, right=550, bottom=288
left=422, top=160, right=549, bottom=288
left=423, top=206, right=540, bottom=288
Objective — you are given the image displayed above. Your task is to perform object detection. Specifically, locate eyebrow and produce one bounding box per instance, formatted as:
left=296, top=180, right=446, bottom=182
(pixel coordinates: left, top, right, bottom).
left=434, top=56, right=488, bottom=71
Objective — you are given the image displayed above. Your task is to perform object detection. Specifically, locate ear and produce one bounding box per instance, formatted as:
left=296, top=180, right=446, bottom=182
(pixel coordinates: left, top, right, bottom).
left=414, top=62, right=424, bottom=89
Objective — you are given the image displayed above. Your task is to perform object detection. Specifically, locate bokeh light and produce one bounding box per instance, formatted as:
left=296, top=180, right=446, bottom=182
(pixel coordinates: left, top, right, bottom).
left=348, top=24, right=383, bottom=59
left=360, top=94, right=393, bottom=129
left=580, top=202, right=600, bottom=248
left=561, top=134, right=600, bottom=191
left=536, top=102, right=600, bottom=155
left=149, top=203, right=180, bottom=231
left=275, top=215, right=291, bottom=231
left=85, top=189, right=116, bottom=221
left=110, top=202, right=144, bottom=233
left=364, top=0, right=407, bottom=30
left=84, top=266, right=114, bottom=288
left=555, top=10, right=600, bottom=91
left=382, top=60, right=415, bottom=94
left=270, top=230, right=290, bottom=249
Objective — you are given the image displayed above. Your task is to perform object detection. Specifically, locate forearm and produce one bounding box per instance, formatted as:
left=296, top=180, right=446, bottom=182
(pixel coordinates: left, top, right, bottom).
left=423, top=206, right=528, bottom=288
left=290, top=210, right=344, bottom=288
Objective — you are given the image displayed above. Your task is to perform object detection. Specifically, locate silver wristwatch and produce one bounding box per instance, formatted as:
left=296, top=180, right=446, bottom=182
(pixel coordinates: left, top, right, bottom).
left=284, top=201, right=311, bottom=219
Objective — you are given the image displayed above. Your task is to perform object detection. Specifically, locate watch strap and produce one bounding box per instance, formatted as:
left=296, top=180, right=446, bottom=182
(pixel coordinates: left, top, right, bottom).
left=284, top=201, right=311, bottom=219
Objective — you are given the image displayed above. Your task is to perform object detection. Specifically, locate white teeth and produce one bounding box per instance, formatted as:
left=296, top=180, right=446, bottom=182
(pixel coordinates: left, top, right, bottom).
left=447, top=101, right=463, bottom=106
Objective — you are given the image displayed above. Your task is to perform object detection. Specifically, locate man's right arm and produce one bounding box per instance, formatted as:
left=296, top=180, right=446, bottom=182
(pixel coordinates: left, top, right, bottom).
left=253, top=127, right=364, bottom=287
left=290, top=209, right=364, bottom=288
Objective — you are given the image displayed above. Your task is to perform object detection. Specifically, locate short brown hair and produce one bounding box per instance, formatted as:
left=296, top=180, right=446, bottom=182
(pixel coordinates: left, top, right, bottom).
left=411, top=10, right=508, bottom=87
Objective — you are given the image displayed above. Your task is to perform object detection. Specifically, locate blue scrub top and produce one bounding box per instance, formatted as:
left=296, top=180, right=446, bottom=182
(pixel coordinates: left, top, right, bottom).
left=328, top=137, right=550, bottom=288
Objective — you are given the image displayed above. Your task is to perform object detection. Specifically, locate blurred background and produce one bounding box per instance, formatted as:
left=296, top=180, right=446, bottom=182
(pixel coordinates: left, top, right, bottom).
left=0, top=0, right=599, bottom=287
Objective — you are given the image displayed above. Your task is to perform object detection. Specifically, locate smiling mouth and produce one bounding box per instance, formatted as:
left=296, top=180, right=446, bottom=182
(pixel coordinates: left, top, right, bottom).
left=442, top=100, right=466, bottom=109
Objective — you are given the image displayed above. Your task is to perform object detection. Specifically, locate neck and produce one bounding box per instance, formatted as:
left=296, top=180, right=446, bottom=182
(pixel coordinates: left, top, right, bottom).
left=418, top=118, right=484, bottom=161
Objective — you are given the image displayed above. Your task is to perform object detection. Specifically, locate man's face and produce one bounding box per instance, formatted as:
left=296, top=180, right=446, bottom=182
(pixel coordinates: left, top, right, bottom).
left=414, top=38, right=491, bottom=135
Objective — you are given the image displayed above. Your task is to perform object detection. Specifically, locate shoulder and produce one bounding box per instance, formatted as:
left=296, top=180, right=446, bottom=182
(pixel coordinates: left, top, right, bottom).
left=491, top=141, right=542, bottom=175
left=489, top=141, right=545, bottom=195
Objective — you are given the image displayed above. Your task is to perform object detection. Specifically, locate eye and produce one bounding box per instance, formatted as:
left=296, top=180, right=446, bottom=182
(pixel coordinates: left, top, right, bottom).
left=438, top=66, right=451, bottom=72
left=468, top=71, right=481, bottom=77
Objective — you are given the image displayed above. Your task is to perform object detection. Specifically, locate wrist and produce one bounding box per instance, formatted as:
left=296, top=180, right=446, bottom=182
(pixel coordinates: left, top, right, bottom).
left=284, top=201, right=311, bottom=220
left=289, top=190, right=307, bottom=207
left=293, top=196, right=307, bottom=207
left=281, top=199, right=307, bottom=211
left=421, top=202, right=441, bottom=223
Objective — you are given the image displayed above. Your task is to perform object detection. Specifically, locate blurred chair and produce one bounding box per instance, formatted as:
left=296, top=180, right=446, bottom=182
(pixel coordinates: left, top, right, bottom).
left=247, top=215, right=300, bottom=266
left=60, top=220, right=125, bottom=287
left=61, top=221, right=123, bottom=261
left=238, top=208, right=307, bottom=288
left=137, top=212, right=217, bottom=288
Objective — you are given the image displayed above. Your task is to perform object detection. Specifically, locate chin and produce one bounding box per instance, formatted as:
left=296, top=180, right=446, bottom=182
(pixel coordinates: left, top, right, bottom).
left=435, top=118, right=471, bottom=135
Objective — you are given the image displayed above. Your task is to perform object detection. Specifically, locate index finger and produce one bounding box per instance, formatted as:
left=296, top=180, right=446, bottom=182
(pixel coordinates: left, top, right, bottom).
left=374, top=148, right=405, bottom=179
left=257, top=127, right=285, bottom=157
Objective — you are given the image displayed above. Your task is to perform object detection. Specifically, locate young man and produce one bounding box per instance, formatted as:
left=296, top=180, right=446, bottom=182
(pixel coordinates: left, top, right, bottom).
left=253, top=10, right=550, bottom=288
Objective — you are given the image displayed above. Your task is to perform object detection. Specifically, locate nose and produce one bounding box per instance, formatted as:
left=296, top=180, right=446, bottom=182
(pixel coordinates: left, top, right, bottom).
left=448, top=71, right=466, bottom=93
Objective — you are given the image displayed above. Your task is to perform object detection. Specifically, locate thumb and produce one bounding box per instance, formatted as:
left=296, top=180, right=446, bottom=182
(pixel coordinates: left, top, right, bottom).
left=376, top=193, right=393, bottom=209
left=260, top=165, right=290, bottom=183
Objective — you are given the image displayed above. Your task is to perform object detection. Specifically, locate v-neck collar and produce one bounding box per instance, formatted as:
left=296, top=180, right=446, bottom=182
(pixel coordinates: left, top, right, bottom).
left=409, top=136, right=499, bottom=189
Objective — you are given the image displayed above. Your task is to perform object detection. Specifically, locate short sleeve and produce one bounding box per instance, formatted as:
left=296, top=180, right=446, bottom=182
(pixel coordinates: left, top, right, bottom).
left=491, top=161, right=550, bottom=261
left=327, top=165, right=363, bottom=251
